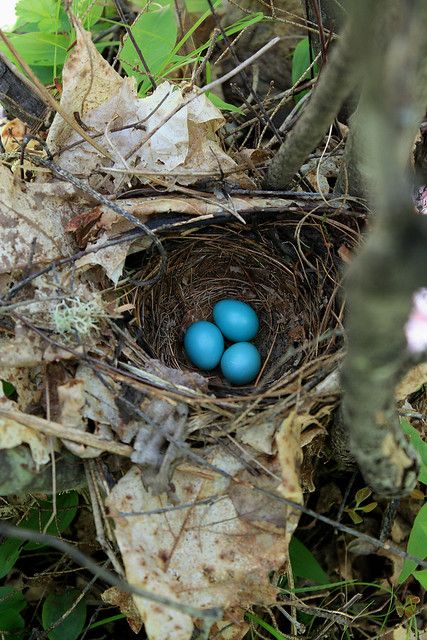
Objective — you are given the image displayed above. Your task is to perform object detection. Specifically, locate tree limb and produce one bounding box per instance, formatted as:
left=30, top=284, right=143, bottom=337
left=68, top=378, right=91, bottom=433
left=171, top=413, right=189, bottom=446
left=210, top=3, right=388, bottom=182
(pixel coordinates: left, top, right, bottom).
left=341, top=0, right=427, bottom=496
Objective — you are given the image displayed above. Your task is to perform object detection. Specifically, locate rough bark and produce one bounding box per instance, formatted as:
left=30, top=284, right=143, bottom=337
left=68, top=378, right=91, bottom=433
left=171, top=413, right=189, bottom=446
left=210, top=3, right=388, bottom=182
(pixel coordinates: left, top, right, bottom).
left=341, top=0, right=427, bottom=496
left=0, top=52, right=50, bottom=130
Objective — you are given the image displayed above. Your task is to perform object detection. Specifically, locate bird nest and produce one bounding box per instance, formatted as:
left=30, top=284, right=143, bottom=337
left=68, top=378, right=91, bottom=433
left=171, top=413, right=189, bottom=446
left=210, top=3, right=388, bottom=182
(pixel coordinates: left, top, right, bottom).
left=129, top=214, right=354, bottom=398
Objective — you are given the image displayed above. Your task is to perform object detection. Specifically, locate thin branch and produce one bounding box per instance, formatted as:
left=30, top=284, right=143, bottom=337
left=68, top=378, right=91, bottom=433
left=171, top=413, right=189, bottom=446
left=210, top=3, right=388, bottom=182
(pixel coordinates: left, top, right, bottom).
left=0, top=521, right=222, bottom=629
left=0, top=30, right=111, bottom=159
left=113, top=0, right=157, bottom=90
left=266, top=0, right=379, bottom=188
left=0, top=407, right=133, bottom=457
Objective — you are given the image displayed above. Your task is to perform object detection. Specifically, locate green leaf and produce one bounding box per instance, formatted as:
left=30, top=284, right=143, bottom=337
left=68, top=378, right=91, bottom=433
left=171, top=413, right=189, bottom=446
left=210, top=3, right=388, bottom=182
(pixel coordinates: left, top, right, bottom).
left=345, top=509, right=364, bottom=525
left=360, top=501, right=378, bottom=513
left=246, top=612, right=290, bottom=639
left=71, top=0, right=103, bottom=29
left=412, top=569, right=427, bottom=588
left=119, top=4, right=177, bottom=92
left=0, top=538, right=23, bottom=579
left=355, top=487, right=372, bottom=505
left=206, top=92, right=242, bottom=113
left=399, top=502, right=427, bottom=583
left=401, top=419, right=427, bottom=484
left=289, top=536, right=329, bottom=584
left=15, top=0, right=68, bottom=32
left=0, top=32, right=69, bottom=67
left=291, top=37, right=318, bottom=102
left=42, top=590, right=86, bottom=640
left=21, top=491, right=79, bottom=550
left=0, top=587, right=26, bottom=633
left=1, top=380, right=16, bottom=398
left=185, top=0, right=220, bottom=11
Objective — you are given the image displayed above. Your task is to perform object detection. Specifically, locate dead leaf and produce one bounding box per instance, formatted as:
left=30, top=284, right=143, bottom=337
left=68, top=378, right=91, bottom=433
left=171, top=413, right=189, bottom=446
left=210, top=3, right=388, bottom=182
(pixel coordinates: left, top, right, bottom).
left=276, top=411, right=304, bottom=505
left=338, top=244, right=353, bottom=264
left=102, top=587, right=143, bottom=634
left=395, top=362, right=427, bottom=401
left=57, top=369, right=116, bottom=459
left=0, top=398, right=50, bottom=465
left=0, top=165, right=76, bottom=275
left=106, top=444, right=300, bottom=640
left=47, top=21, right=125, bottom=155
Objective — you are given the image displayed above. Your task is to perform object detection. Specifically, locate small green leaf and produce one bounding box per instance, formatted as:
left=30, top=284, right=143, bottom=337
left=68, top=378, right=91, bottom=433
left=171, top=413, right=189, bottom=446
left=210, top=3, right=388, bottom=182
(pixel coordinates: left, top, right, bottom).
left=42, top=590, right=86, bottom=640
left=246, top=612, right=290, bottom=640
left=0, top=32, right=69, bottom=67
left=355, top=486, right=372, bottom=505
left=291, top=37, right=318, bottom=102
left=345, top=509, right=364, bottom=525
left=412, top=569, right=427, bottom=588
left=1, top=380, right=16, bottom=398
left=289, top=536, right=329, bottom=584
left=401, top=419, right=427, bottom=484
left=21, top=491, right=79, bottom=550
left=0, top=587, right=26, bottom=633
left=360, top=501, right=378, bottom=513
left=0, top=538, right=23, bottom=579
left=15, top=0, right=68, bottom=32
left=119, top=4, right=177, bottom=92
left=206, top=92, right=242, bottom=113
left=399, top=502, right=427, bottom=583
left=71, top=0, right=103, bottom=29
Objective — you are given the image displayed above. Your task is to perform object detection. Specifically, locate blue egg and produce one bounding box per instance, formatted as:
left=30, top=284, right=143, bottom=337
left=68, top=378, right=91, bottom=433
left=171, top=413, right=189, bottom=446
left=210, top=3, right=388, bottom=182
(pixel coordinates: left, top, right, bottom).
left=184, top=321, right=224, bottom=370
left=220, top=342, right=261, bottom=385
left=213, top=299, right=259, bottom=342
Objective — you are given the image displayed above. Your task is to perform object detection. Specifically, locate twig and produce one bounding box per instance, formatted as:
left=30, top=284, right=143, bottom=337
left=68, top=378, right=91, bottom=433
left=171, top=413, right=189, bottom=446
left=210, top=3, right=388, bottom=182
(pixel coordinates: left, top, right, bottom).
left=0, top=30, right=111, bottom=159
left=0, top=521, right=222, bottom=627
left=0, top=407, right=133, bottom=457
left=17, top=145, right=168, bottom=287
left=206, top=0, right=283, bottom=143
left=134, top=37, right=280, bottom=151
left=112, top=0, right=157, bottom=90
left=266, top=1, right=378, bottom=188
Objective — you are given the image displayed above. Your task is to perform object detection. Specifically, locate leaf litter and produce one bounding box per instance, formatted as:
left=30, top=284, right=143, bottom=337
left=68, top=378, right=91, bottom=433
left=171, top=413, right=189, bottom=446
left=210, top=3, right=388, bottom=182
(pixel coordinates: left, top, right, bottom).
left=0, top=10, right=425, bottom=640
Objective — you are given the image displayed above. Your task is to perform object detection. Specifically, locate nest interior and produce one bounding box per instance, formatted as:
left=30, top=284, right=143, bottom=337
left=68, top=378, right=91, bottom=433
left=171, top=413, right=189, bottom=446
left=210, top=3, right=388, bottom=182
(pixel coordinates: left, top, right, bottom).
left=130, top=215, right=355, bottom=394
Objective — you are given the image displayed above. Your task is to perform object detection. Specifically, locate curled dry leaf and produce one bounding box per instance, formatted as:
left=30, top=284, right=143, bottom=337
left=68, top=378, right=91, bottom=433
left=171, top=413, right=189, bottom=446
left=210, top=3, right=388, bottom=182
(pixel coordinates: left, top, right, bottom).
left=106, top=415, right=303, bottom=640
left=67, top=194, right=311, bottom=283
left=0, top=398, right=50, bottom=465
left=101, top=588, right=143, bottom=634
left=57, top=365, right=117, bottom=458
left=47, top=20, right=125, bottom=155
left=48, top=21, right=246, bottom=193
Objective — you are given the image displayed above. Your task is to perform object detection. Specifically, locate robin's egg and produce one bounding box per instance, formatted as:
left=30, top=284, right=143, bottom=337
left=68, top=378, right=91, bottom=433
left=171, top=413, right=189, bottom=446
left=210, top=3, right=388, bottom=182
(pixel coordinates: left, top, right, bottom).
left=213, top=299, right=259, bottom=342
left=220, top=342, right=261, bottom=385
left=184, top=321, right=224, bottom=370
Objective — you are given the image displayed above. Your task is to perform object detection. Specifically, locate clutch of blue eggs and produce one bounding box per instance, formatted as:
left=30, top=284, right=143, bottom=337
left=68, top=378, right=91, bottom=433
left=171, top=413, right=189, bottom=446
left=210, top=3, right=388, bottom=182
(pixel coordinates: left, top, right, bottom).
left=183, top=299, right=262, bottom=385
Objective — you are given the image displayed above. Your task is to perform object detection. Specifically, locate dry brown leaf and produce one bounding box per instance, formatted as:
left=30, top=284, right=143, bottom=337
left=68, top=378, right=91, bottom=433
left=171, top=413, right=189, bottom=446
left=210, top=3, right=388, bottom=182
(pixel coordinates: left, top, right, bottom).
left=276, top=411, right=304, bottom=505
left=101, top=588, right=143, bottom=634
left=67, top=195, right=316, bottom=282
left=0, top=398, right=50, bottom=465
left=239, top=422, right=276, bottom=454
left=106, top=443, right=301, bottom=640
left=0, top=165, right=77, bottom=275
left=395, top=362, right=427, bottom=400
left=47, top=21, right=125, bottom=154
left=57, top=367, right=116, bottom=458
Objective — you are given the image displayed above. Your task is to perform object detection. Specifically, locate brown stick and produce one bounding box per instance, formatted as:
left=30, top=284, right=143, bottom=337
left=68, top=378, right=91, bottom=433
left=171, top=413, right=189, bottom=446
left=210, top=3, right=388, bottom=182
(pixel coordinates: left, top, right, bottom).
left=0, top=407, right=133, bottom=457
